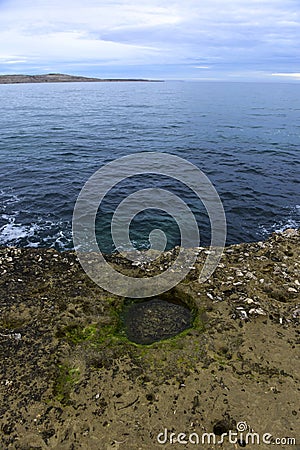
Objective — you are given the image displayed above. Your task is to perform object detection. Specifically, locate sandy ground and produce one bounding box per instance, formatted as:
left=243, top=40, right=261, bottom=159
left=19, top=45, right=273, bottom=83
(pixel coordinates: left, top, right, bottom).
left=0, top=230, right=299, bottom=449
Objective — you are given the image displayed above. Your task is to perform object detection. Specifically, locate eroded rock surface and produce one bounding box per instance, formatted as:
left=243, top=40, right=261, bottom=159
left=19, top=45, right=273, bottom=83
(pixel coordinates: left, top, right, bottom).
left=123, top=298, right=193, bottom=344
left=0, top=230, right=299, bottom=449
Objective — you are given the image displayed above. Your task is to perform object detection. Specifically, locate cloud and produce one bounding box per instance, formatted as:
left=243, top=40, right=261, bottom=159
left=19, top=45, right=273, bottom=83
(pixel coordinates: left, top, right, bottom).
left=0, top=0, right=299, bottom=79
left=271, top=72, right=300, bottom=79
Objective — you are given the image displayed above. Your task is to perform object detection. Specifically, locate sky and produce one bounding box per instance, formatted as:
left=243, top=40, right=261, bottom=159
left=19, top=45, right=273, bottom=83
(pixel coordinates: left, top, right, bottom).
left=0, top=0, right=300, bottom=81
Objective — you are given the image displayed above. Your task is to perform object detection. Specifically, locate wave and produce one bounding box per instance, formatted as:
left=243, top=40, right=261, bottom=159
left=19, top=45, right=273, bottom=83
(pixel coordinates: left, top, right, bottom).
left=258, top=205, right=300, bottom=237
left=0, top=214, right=72, bottom=250
left=0, top=217, right=40, bottom=245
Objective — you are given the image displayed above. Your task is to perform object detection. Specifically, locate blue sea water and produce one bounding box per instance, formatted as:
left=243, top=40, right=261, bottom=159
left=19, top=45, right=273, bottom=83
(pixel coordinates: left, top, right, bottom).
left=0, top=81, right=299, bottom=252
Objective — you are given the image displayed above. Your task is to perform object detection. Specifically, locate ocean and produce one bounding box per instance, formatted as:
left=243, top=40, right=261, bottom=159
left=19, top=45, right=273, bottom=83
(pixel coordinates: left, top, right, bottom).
left=0, top=80, right=299, bottom=252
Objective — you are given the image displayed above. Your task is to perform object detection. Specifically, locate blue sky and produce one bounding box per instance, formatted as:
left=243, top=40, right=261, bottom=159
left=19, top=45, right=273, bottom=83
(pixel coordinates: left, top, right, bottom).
left=0, top=0, right=299, bottom=80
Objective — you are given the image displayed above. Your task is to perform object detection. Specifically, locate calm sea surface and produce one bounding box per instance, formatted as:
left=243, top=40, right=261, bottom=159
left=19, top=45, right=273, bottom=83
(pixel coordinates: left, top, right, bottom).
left=0, top=81, right=299, bottom=252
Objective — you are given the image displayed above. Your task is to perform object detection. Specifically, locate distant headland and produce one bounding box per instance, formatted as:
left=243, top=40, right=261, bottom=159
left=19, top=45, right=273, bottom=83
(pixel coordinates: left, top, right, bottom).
left=0, top=73, right=164, bottom=84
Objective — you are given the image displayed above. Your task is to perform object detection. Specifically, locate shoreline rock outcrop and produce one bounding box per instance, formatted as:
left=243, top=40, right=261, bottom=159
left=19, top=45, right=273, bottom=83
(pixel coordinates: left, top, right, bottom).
left=0, top=230, right=299, bottom=449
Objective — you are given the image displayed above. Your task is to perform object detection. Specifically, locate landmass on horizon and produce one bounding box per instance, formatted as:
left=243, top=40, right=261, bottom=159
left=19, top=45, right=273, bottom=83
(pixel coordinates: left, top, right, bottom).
left=0, top=73, right=164, bottom=84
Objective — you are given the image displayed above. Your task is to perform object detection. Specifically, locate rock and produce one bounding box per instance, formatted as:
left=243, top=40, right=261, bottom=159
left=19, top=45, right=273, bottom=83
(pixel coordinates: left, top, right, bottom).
left=0, top=229, right=299, bottom=449
left=249, top=307, right=266, bottom=315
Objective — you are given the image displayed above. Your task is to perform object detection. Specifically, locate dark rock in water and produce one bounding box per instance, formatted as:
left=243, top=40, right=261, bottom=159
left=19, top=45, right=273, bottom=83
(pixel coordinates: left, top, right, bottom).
left=123, top=298, right=192, bottom=344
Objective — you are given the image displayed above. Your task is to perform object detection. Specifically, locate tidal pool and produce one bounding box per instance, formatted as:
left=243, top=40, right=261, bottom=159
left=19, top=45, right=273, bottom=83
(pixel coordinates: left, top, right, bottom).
left=122, top=297, right=193, bottom=345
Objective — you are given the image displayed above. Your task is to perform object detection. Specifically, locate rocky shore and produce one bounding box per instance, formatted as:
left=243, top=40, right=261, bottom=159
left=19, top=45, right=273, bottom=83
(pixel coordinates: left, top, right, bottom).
left=0, top=230, right=299, bottom=449
left=0, top=74, right=163, bottom=84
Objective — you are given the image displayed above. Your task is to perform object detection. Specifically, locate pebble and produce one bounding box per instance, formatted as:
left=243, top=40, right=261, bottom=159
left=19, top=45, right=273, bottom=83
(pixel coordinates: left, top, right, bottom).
left=292, top=309, right=300, bottom=318
left=0, top=332, right=22, bottom=340
left=249, top=308, right=265, bottom=316
left=245, top=271, right=256, bottom=279
left=236, top=307, right=248, bottom=320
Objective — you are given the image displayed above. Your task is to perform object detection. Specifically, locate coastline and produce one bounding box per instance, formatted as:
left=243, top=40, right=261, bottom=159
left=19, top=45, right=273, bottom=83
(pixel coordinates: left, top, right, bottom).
left=0, top=73, right=164, bottom=85
left=0, top=229, right=299, bottom=449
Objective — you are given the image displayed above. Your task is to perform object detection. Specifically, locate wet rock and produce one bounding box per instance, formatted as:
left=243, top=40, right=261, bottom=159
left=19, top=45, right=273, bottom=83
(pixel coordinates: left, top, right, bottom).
left=122, top=298, right=192, bottom=344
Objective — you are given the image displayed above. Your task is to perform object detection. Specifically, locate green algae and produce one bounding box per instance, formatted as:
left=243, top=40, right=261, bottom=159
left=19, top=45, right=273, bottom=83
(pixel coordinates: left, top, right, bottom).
left=53, top=299, right=207, bottom=389
left=54, top=364, right=81, bottom=404
left=60, top=323, right=119, bottom=346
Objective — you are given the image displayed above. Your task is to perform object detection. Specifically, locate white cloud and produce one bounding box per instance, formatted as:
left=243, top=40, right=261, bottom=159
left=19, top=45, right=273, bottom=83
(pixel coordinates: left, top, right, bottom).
left=1, top=59, right=28, bottom=64
left=0, top=0, right=299, bottom=78
left=271, top=72, right=300, bottom=79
